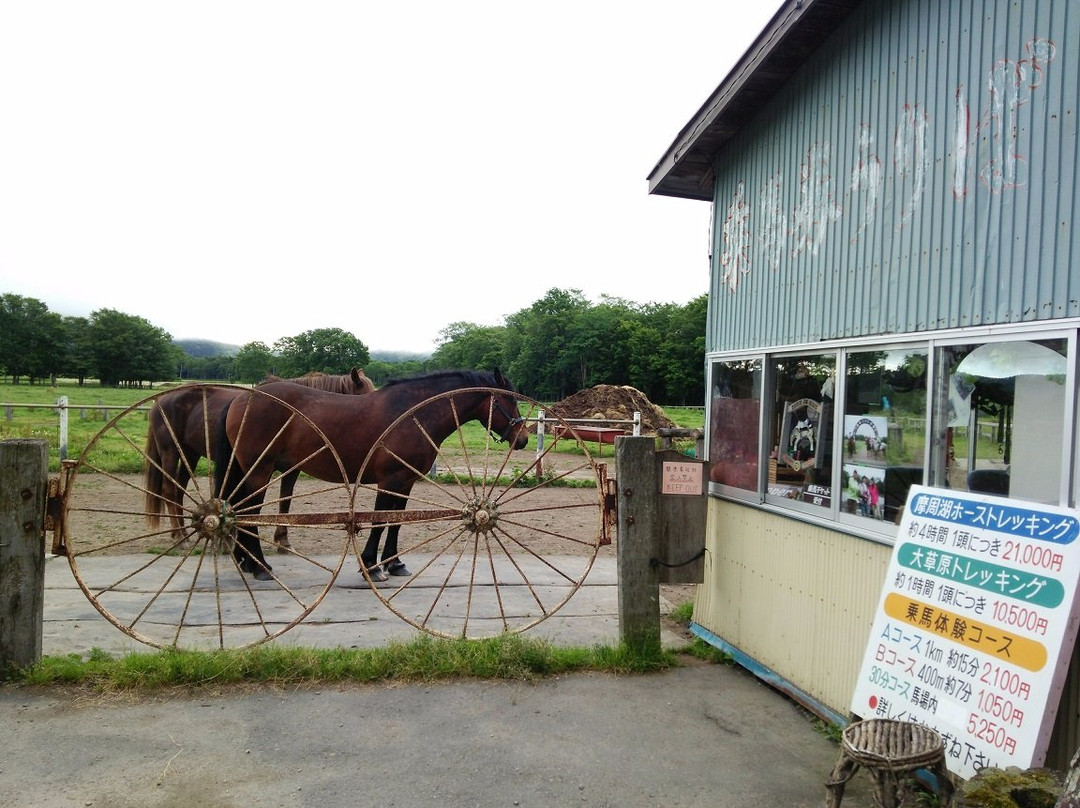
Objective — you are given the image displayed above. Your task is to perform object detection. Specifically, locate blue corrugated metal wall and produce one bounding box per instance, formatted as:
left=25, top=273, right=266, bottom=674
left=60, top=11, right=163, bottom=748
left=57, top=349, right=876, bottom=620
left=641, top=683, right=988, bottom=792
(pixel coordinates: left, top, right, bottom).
left=707, top=0, right=1080, bottom=352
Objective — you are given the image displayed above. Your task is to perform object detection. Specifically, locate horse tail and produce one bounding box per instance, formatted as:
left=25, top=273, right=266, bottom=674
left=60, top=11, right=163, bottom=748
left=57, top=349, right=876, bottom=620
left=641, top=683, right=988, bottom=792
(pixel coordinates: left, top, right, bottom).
left=144, top=404, right=166, bottom=530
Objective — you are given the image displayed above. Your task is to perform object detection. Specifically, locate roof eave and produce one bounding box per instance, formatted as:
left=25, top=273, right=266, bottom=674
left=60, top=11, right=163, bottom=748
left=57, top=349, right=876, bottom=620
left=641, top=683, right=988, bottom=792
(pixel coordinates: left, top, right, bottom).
left=647, top=0, right=864, bottom=201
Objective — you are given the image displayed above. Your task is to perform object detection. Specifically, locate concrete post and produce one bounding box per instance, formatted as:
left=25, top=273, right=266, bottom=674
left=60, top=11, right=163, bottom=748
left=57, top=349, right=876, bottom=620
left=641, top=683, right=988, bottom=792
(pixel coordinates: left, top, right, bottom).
left=615, top=435, right=661, bottom=654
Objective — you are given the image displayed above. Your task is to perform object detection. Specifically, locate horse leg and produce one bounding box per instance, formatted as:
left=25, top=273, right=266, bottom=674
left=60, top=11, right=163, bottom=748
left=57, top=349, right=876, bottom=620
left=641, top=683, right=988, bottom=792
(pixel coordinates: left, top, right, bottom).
left=231, top=479, right=274, bottom=580
left=373, top=488, right=411, bottom=577
left=359, top=524, right=389, bottom=582
left=273, top=471, right=298, bottom=553
left=213, top=406, right=273, bottom=581
left=170, top=463, right=193, bottom=548
left=380, top=524, right=410, bottom=577
left=234, top=523, right=274, bottom=581
left=230, top=480, right=273, bottom=581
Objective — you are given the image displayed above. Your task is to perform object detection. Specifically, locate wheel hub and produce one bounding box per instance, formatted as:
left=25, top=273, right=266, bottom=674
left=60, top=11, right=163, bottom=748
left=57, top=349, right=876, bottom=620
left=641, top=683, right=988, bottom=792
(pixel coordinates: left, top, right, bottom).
left=191, top=498, right=236, bottom=552
left=461, top=496, right=499, bottom=535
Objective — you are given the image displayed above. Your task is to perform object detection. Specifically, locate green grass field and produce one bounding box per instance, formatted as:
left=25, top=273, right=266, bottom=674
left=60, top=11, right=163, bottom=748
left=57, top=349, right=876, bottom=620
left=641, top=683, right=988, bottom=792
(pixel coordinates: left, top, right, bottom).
left=0, top=380, right=705, bottom=474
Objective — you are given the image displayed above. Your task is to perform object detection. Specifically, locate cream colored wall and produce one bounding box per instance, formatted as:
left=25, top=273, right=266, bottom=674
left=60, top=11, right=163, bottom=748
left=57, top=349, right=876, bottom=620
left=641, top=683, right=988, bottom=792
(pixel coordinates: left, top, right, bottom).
left=693, top=498, right=892, bottom=718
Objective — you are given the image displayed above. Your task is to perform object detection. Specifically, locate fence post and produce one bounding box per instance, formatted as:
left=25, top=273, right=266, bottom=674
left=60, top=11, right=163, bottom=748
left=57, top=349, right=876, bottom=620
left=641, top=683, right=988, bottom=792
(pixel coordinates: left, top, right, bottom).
left=0, top=439, right=47, bottom=677
left=615, top=435, right=661, bottom=654
left=535, top=409, right=546, bottom=478
left=56, top=396, right=68, bottom=461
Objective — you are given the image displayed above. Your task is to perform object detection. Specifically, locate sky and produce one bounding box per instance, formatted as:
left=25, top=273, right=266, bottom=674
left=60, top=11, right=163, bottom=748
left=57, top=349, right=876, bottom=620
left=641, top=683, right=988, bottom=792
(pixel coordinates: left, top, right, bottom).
left=0, top=2, right=783, bottom=355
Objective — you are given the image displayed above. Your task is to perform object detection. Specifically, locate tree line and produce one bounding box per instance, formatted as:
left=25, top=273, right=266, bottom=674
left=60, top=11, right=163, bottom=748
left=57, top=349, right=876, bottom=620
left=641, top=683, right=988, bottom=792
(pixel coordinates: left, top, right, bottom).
left=0, top=288, right=706, bottom=405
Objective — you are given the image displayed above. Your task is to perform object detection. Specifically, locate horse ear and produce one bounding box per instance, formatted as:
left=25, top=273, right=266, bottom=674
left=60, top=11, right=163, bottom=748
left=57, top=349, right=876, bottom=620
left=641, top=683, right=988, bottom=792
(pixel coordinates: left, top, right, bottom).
left=350, top=367, right=361, bottom=383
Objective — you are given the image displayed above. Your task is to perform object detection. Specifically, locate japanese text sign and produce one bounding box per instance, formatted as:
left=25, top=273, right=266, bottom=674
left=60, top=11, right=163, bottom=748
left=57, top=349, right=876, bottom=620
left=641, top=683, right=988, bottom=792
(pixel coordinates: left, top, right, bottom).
left=850, top=485, right=1080, bottom=780
left=661, top=461, right=703, bottom=496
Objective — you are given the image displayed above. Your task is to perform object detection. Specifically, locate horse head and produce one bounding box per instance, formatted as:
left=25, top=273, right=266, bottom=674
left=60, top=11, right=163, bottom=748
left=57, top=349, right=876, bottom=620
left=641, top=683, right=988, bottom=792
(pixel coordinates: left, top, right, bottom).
left=489, top=368, right=529, bottom=449
left=350, top=367, right=377, bottom=394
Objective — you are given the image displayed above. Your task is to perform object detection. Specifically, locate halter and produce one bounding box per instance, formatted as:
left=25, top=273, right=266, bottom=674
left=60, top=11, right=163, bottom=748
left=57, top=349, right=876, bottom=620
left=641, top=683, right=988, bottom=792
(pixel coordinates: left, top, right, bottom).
left=491, top=397, right=525, bottom=442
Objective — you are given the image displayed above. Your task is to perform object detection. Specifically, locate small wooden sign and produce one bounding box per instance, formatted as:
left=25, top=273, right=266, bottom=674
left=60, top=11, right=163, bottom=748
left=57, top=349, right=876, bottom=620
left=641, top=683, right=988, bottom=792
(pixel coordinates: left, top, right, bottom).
left=661, top=461, right=703, bottom=495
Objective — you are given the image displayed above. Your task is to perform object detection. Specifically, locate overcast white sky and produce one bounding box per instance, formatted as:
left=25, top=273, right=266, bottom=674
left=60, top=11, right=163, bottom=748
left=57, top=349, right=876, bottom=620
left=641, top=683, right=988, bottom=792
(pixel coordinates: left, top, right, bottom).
left=0, top=2, right=782, bottom=354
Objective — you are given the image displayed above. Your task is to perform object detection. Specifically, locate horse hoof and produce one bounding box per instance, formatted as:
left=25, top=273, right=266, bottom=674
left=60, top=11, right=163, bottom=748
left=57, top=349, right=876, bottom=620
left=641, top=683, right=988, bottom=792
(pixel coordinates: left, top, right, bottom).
left=275, top=543, right=290, bottom=555
left=385, top=561, right=411, bottom=577
left=253, top=569, right=274, bottom=581
left=365, top=567, right=389, bottom=583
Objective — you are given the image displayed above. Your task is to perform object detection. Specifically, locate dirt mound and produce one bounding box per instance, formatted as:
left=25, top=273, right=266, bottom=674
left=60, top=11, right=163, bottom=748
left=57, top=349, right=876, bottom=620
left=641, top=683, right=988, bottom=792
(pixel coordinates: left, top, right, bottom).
left=544, top=385, right=676, bottom=435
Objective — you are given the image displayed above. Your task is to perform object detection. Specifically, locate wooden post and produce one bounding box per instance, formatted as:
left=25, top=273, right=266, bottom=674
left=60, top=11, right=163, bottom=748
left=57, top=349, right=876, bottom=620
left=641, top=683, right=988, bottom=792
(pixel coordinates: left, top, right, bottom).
left=0, top=439, right=47, bottom=677
left=615, top=435, right=661, bottom=654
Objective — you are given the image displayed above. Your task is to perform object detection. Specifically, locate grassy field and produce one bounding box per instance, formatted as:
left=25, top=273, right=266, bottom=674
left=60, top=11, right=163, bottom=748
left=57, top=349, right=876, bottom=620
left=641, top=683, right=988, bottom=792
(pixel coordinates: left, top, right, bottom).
left=0, top=380, right=706, bottom=474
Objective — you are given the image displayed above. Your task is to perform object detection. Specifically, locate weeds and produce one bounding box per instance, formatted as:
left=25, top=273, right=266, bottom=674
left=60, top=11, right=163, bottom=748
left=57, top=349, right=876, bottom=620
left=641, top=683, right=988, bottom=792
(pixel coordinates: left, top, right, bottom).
left=12, top=635, right=687, bottom=692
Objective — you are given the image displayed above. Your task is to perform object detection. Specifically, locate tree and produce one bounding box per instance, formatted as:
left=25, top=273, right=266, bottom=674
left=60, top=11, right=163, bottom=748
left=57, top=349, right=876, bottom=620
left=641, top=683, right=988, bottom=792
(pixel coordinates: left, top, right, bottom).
left=88, top=308, right=176, bottom=387
left=233, top=341, right=275, bottom=383
left=61, top=316, right=95, bottom=385
left=273, top=328, right=370, bottom=378
left=364, top=357, right=427, bottom=385
left=655, top=294, right=707, bottom=405
left=504, top=288, right=591, bottom=399
left=0, top=293, right=55, bottom=383
left=430, top=322, right=508, bottom=371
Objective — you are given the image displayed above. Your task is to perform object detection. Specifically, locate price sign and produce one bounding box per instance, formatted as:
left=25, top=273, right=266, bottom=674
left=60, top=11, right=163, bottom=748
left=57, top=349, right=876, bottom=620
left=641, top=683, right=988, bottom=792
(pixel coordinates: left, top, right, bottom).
left=850, top=485, right=1080, bottom=780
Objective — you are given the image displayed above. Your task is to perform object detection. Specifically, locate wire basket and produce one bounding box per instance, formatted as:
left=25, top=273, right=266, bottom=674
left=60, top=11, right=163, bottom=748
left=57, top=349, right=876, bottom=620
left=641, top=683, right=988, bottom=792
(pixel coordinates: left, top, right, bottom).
left=842, top=719, right=945, bottom=771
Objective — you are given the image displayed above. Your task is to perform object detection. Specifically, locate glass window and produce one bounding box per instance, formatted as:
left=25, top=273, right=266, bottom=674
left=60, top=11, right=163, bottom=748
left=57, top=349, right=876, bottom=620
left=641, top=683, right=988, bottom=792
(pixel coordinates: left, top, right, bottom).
left=841, top=348, right=927, bottom=525
left=708, top=358, right=762, bottom=493
left=933, top=338, right=1068, bottom=506
left=768, top=353, right=836, bottom=509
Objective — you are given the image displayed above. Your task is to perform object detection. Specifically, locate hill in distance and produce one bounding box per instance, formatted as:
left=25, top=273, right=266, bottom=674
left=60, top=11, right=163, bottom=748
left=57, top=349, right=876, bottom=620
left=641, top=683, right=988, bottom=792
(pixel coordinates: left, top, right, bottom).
left=173, top=339, right=431, bottom=362
left=176, top=339, right=239, bottom=358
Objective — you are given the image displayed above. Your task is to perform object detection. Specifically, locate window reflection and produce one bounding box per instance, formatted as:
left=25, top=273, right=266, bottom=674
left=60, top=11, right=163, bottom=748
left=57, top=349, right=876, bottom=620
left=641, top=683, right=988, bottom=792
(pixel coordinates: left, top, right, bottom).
left=769, top=354, right=835, bottom=508
left=841, top=349, right=927, bottom=524
left=709, top=359, right=761, bottom=492
left=936, top=339, right=1067, bottom=505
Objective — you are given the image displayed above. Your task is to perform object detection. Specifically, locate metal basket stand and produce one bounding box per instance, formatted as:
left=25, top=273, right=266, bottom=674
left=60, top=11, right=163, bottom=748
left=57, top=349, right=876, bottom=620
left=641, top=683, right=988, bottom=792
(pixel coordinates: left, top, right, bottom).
left=824, top=719, right=954, bottom=808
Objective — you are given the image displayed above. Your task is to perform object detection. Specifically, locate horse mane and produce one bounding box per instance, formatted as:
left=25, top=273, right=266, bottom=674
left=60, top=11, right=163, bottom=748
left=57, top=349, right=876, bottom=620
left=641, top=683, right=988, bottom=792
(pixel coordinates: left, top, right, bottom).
left=383, top=368, right=508, bottom=390
left=258, top=368, right=375, bottom=395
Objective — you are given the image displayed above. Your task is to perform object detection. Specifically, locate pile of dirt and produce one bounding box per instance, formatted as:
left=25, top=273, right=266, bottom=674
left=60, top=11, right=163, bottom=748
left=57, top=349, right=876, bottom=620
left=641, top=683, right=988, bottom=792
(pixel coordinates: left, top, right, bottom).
left=544, top=384, right=676, bottom=435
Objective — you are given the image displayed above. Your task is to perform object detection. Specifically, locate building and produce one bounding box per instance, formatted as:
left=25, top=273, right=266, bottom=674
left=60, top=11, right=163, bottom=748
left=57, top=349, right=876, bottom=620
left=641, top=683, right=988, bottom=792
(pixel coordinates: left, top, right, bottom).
left=649, top=0, right=1080, bottom=775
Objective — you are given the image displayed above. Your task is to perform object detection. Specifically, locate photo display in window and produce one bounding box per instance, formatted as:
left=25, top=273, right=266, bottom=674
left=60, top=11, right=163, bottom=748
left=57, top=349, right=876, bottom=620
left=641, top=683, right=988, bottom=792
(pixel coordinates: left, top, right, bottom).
left=842, top=349, right=927, bottom=523
left=769, top=354, right=834, bottom=508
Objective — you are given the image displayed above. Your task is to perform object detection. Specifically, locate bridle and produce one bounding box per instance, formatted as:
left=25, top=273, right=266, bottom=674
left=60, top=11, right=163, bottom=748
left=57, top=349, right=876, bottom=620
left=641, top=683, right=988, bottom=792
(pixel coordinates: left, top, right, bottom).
left=491, top=395, right=525, bottom=442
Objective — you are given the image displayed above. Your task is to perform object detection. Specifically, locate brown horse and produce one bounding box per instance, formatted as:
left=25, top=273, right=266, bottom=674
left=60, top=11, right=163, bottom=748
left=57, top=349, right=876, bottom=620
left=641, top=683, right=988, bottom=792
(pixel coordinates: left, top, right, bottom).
left=213, top=369, right=529, bottom=581
left=144, top=368, right=375, bottom=550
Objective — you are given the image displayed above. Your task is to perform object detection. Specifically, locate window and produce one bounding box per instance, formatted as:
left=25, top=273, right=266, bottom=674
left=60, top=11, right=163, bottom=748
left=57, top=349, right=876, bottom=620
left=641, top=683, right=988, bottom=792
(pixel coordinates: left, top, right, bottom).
left=708, top=358, right=761, bottom=494
left=767, top=353, right=835, bottom=510
left=840, top=348, right=927, bottom=526
left=933, top=338, right=1068, bottom=505
left=705, top=329, right=1076, bottom=538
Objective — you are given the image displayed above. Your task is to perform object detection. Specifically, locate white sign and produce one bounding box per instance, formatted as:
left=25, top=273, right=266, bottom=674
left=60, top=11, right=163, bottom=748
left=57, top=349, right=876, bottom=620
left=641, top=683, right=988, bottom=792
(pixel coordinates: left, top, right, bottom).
left=661, top=461, right=703, bottom=495
left=850, top=485, right=1080, bottom=780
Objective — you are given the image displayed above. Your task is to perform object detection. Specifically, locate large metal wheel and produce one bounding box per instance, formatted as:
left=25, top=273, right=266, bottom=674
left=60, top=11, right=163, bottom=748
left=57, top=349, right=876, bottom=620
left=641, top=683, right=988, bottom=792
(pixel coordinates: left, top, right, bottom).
left=57, top=384, right=355, bottom=650
left=352, top=388, right=605, bottom=639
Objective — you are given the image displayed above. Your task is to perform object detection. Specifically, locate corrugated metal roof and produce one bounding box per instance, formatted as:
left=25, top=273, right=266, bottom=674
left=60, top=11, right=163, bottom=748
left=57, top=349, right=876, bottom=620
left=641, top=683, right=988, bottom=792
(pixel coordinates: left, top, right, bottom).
left=647, top=0, right=864, bottom=200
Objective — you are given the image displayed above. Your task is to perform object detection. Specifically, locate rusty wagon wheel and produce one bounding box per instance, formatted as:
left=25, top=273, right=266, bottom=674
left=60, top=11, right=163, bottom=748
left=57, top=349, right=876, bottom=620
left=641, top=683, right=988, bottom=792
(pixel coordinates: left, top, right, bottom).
left=57, top=384, right=355, bottom=650
left=352, top=388, right=605, bottom=639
